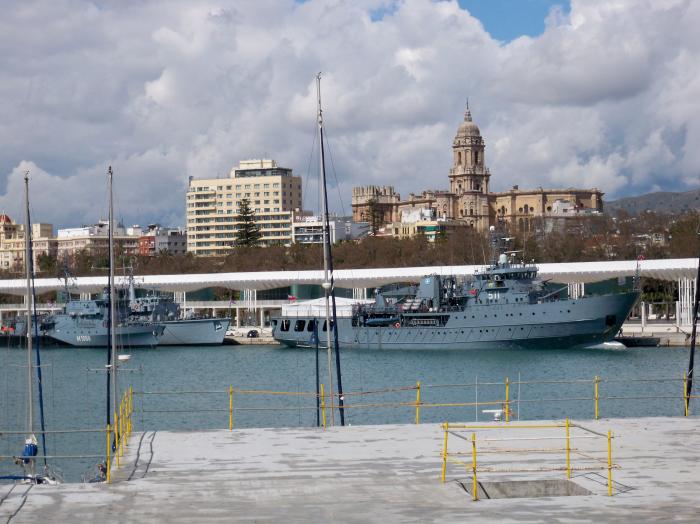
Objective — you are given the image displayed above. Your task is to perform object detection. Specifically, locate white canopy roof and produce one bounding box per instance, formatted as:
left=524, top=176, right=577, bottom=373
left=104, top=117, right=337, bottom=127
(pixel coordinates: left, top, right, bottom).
left=0, top=258, right=696, bottom=296
left=280, top=297, right=371, bottom=318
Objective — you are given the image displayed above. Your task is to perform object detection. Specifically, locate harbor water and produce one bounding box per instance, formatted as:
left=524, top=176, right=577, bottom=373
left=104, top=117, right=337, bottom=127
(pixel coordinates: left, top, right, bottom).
left=0, top=342, right=692, bottom=481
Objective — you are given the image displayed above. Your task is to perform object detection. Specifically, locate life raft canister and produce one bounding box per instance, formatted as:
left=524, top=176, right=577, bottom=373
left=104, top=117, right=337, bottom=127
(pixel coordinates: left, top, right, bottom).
left=22, top=441, right=38, bottom=464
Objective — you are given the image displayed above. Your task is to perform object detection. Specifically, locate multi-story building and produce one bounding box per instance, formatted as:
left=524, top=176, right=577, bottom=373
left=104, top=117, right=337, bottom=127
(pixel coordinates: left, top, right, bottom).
left=138, top=225, right=187, bottom=256
left=291, top=216, right=369, bottom=244
left=186, top=159, right=304, bottom=255
left=0, top=214, right=56, bottom=271
left=352, top=105, right=603, bottom=235
left=56, top=220, right=140, bottom=259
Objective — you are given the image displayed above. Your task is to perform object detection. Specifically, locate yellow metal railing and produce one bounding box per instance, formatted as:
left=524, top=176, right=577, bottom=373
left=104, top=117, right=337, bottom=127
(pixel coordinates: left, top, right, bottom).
left=0, top=387, right=134, bottom=484
left=131, top=374, right=700, bottom=431
left=104, top=386, right=134, bottom=483
left=440, top=420, right=618, bottom=500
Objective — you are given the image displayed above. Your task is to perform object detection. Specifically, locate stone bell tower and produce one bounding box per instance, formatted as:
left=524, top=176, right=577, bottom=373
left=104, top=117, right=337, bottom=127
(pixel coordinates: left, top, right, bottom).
left=448, top=103, right=491, bottom=230
left=449, top=103, right=489, bottom=194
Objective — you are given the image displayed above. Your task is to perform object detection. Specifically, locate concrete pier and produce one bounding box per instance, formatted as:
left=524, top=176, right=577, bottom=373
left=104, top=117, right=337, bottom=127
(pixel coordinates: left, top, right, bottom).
left=1, top=417, right=699, bottom=522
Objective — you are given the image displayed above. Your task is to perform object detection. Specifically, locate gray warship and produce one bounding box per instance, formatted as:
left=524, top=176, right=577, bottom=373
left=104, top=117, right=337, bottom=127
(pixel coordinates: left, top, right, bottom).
left=41, top=290, right=164, bottom=347
left=129, top=295, right=230, bottom=345
left=272, top=246, right=639, bottom=351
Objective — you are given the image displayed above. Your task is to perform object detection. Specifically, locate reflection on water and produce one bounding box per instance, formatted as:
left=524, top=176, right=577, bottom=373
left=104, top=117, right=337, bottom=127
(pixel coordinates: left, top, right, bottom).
left=0, top=343, right=691, bottom=481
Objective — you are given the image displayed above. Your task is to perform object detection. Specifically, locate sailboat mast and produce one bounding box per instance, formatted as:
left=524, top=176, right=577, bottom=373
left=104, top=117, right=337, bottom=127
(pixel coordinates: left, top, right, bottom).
left=23, top=171, right=34, bottom=436
left=108, top=167, right=118, bottom=426
left=316, top=73, right=335, bottom=426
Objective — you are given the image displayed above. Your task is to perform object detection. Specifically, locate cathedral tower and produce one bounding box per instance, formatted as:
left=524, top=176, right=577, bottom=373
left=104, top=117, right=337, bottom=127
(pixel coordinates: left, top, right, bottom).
left=449, top=104, right=491, bottom=229
left=449, top=104, right=490, bottom=194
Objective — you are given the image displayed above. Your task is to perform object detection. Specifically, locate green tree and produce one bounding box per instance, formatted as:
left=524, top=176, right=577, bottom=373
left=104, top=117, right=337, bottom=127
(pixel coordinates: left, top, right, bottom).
left=234, top=198, right=261, bottom=247
left=366, top=198, right=383, bottom=235
left=36, top=253, right=58, bottom=275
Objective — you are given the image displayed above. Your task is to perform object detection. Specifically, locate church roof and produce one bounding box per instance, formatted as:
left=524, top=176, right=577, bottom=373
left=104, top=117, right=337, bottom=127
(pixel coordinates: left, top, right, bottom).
left=456, top=106, right=481, bottom=138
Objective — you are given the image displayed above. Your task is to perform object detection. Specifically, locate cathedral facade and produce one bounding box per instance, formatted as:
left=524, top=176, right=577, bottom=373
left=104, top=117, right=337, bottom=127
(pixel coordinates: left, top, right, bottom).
left=352, top=106, right=603, bottom=236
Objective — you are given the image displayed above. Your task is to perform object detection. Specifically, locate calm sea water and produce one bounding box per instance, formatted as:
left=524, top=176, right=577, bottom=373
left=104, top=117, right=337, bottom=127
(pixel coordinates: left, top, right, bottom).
left=0, top=342, right=692, bottom=481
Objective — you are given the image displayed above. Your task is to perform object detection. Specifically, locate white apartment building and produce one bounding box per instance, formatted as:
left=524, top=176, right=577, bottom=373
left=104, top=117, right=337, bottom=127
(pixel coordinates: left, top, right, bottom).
left=56, top=220, right=139, bottom=259
left=291, top=216, right=369, bottom=244
left=139, top=224, right=187, bottom=256
left=186, top=159, right=304, bottom=255
left=0, top=214, right=56, bottom=271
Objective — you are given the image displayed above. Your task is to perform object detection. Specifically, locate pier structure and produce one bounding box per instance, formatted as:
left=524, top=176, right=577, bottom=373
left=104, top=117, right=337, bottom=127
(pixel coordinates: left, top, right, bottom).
left=0, top=258, right=698, bottom=335
left=2, top=417, right=700, bottom=522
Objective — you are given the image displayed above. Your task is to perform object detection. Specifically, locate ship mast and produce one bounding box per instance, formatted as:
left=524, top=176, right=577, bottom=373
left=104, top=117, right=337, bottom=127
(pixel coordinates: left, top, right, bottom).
left=316, top=73, right=345, bottom=426
left=23, top=172, right=34, bottom=457
left=108, top=167, right=118, bottom=433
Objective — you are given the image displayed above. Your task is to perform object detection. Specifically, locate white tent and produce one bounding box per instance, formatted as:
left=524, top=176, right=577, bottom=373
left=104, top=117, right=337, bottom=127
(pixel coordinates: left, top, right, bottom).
left=280, top=297, right=371, bottom=318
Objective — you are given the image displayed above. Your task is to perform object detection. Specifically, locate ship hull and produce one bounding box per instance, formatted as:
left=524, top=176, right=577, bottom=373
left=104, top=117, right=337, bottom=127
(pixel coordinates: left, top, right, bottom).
left=158, top=318, right=230, bottom=345
left=273, top=292, right=639, bottom=350
left=45, top=322, right=163, bottom=348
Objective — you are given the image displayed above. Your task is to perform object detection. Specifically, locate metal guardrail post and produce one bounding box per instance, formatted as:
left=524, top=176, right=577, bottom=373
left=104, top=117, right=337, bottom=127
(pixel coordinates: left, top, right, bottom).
left=320, top=384, right=327, bottom=429
left=106, top=424, right=111, bottom=484
left=683, top=373, right=689, bottom=417
left=114, top=410, right=119, bottom=468
left=441, top=422, right=449, bottom=483
left=119, top=401, right=124, bottom=457
left=504, top=377, right=510, bottom=422
left=594, top=376, right=600, bottom=420
left=565, top=418, right=571, bottom=479
left=471, top=432, right=478, bottom=501
left=415, top=381, right=421, bottom=425
left=607, top=430, right=613, bottom=496
left=229, top=386, right=234, bottom=430
left=128, top=387, right=133, bottom=436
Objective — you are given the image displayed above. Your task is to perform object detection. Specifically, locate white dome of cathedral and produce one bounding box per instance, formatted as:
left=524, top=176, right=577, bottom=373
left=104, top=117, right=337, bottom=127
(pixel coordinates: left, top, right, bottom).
left=456, top=108, right=481, bottom=138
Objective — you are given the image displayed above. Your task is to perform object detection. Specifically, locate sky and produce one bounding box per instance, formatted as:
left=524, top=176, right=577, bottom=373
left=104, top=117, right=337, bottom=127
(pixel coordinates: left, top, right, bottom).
left=0, top=0, right=698, bottom=229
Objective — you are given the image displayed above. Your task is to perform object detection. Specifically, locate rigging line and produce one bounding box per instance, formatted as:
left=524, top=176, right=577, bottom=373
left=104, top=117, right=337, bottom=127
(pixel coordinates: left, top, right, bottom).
left=322, top=129, right=347, bottom=218
left=6, top=484, right=32, bottom=523
left=301, top=124, right=319, bottom=214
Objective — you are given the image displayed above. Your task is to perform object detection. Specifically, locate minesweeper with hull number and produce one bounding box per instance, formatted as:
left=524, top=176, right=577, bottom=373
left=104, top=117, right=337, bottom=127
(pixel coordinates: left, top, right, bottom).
left=273, top=232, right=640, bottom=350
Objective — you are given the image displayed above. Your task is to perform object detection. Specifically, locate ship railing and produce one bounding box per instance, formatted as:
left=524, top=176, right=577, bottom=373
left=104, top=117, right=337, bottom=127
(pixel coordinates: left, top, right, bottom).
left=0, top=387, right=133, bottom=484
left=129, top=374, right=700, bottom=433
left=439, top=419, right=619, bottom=499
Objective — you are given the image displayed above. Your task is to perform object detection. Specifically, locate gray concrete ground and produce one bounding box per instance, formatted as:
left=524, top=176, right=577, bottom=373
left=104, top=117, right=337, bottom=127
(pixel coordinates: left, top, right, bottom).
left=1, top=416, right=699, bottom=523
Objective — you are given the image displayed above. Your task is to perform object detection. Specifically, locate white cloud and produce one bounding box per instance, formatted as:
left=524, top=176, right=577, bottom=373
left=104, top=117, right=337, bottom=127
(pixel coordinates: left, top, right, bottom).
left=0, top=0, right=698, bottom=228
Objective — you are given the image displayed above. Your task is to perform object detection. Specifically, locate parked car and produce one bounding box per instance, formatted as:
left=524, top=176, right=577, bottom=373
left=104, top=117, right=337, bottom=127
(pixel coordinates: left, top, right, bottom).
left=246, top=329, right=259, bottom=338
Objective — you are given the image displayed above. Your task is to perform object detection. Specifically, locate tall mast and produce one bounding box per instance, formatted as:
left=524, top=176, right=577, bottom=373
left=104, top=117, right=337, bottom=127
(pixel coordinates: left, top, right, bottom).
left=23, top=171, right=34, bottom=437
left=108, top=167, right=118, bottom=429
left=316, top=73, right=345, bottom=426
left=316, top=73, right=335, bottom=426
